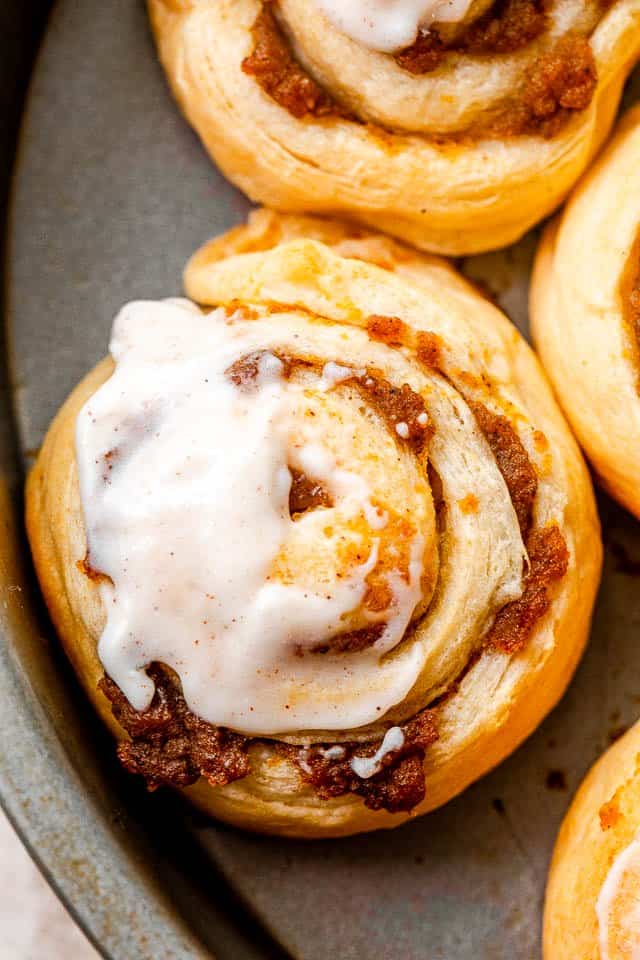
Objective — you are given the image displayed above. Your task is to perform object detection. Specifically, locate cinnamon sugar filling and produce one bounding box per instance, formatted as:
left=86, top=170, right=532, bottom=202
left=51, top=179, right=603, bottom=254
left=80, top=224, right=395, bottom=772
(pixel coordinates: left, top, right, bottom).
left=242, top=1, right=599, bottom=137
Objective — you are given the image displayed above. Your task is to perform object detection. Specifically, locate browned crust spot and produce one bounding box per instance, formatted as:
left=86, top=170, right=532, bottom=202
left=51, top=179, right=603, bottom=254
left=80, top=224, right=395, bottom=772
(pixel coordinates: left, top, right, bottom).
left=242, top=7, right=338, bottom=119
left=458, top=493, right=479, bottom=514
left=485, top=523, right=569, bottom=654
left=599, top=796, right=622, bottom=831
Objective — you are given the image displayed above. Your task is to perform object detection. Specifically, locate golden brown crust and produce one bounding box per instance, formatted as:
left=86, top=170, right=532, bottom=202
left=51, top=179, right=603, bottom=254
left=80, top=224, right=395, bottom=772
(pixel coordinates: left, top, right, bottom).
left=27, top=210, right=602, bottom=837
left=146, top=0, right=640, bottom=254
left=531, top=105, right=640, bottom=520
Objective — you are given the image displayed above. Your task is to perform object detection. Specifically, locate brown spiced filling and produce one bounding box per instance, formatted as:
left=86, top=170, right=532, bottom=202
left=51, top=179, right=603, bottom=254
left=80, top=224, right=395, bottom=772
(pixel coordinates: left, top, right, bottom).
left=469, top=401, right=537, bottom=536
left=484, top=523, right=569, bottom=653
left=93, top=333, right=568, bottom=813
left=489, top=35, right=597, bottom=138
left=289, top=468, right=332, bottom=516
left=241, top=1, right=599, bottom=137
left=309, top=623, right=387, bottom=655
left=468, top=401, right=568, bottom=652
left=241, top=7, right=338, bottom=119
left=395, top=0, right=550, bottom=74
left=353, top=370, right=432, bottom=454
left=100, top=665, right=251, bottom=791
left=100, top=664, right=439, bottom=813
left=286, top=708, right=439, bottom=813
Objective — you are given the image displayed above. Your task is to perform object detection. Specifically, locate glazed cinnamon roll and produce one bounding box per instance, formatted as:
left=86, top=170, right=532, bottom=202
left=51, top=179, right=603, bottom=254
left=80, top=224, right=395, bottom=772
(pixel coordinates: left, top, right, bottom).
left=147, top=0, right=640, bottom=255
left=545, top=721, right=640, bottom=959
left=531, top=105, right=640, bottom=520
left=27, top=210, right=601, bottom=837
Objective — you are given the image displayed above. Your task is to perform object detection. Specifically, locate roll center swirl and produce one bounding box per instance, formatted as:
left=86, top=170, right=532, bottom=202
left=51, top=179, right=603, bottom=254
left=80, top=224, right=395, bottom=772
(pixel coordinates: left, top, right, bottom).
left=76, top=299, right=438, bottom=735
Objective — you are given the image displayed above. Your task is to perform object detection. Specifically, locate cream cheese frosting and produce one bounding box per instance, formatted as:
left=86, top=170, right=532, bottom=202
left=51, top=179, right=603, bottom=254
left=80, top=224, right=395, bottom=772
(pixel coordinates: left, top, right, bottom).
left=75, top=299, right=428, bottom=735
left=313, top=0, right=476, bottom=53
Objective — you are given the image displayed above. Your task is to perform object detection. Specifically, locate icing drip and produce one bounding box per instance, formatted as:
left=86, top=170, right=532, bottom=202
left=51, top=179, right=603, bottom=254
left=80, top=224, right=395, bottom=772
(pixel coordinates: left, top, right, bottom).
left=351, top=726, right=405, bottom=778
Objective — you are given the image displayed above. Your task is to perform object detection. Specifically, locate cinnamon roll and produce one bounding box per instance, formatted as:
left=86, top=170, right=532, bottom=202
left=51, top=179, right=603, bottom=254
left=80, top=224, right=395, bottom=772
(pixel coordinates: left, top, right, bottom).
left=545, top=721, right=640, bottom=959
left=147, top=0, right=640, bottom=255
left=531, top=105, right=640, bottom=520
left=26, top=210, right=601, bottom=837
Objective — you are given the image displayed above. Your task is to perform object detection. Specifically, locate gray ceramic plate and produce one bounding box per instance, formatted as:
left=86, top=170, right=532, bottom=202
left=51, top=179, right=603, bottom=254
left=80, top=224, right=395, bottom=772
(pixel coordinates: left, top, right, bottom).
left=3, top=2, right=640, bottom=957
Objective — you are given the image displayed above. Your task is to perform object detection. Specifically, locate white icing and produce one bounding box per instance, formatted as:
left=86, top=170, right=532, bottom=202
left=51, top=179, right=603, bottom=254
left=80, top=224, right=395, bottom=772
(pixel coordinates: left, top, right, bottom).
left=395, top=421, right=409, bottom=439
left=314, top=0, right=475, bottom=53
left=351, top=726, right=405, bottom=778
left=255, top=350, right=285, bottom=384
left=298, top=751, right=314, bottom=775
left=417, top=412, right=428, bottom=426
left=76, top=300, right=426, bottom=735
left=319, top=745, right=347, bottom=760
left=319, top=361, right=354, bottom=390
left=597, top=833, right=640, bottom=959
left=300, top=744, right=347, bottom=768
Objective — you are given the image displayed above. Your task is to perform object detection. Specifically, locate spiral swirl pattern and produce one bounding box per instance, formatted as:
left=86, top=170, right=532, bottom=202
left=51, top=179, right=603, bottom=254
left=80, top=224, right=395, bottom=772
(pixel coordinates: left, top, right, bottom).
left=148, top=0, right=640, bottom=254
left=27, top=210, right=601, bottom=836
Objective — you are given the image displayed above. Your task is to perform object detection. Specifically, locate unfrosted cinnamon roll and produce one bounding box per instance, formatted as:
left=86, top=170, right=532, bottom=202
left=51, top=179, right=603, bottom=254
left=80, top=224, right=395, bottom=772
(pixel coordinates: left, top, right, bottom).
left=147, top=0, right=640, bottom=255
left=27, top=210, right=601, bottom=837
left=545, top=721, right=640, bottom=960
left=531, top=105, right=640, bottom=520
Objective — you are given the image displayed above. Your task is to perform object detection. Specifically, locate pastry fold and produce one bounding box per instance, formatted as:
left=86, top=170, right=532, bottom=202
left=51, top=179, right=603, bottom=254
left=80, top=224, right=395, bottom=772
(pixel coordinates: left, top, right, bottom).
left=531, top=105, right=640, bottom=520
left=27, top=211, right=601, bottom=837
left=147, top=0, right=640, bottom=255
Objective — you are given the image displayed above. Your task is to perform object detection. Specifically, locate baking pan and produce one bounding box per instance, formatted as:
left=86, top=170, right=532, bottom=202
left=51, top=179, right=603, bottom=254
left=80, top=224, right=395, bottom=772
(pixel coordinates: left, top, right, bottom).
left=3, top=1, right=640, bottom=957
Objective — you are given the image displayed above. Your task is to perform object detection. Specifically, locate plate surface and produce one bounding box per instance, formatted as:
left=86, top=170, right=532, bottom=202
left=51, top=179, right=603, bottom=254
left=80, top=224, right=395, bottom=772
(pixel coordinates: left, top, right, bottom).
left=6, top=1, right=640, bottom=957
